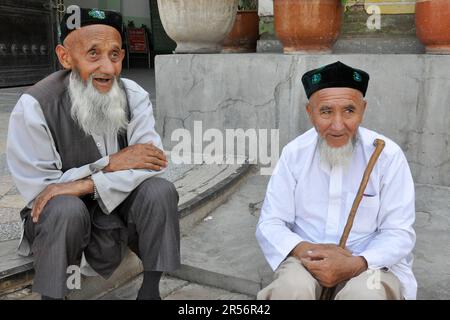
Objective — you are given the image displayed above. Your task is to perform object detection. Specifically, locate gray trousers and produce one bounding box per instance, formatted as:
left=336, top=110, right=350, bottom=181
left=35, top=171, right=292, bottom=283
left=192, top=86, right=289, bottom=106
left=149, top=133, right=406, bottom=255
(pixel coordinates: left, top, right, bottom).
left=23, top=177, right=180, bottom=298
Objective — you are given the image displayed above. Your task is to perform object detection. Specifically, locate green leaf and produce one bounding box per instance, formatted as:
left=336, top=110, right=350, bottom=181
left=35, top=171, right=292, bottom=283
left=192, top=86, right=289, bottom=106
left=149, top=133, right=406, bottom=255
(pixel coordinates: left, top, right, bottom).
left=238, top=0, right=258, bottom=11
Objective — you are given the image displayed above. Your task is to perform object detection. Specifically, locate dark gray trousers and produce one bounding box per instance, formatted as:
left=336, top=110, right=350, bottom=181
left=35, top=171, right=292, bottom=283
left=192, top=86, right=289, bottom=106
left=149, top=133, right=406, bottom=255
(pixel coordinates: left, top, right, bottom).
left=23, top=177, right=180, bottom=299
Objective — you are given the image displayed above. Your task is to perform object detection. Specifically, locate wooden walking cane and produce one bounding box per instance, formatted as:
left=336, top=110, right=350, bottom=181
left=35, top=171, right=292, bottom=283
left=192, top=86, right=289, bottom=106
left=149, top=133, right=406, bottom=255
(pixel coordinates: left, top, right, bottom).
left=319, top=138, right=385, bottom=300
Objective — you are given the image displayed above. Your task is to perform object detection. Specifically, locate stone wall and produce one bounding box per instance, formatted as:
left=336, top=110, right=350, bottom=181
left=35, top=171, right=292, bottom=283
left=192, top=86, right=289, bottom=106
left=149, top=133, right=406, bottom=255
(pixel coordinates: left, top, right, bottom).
left=155, top=54, right=450, bottom=187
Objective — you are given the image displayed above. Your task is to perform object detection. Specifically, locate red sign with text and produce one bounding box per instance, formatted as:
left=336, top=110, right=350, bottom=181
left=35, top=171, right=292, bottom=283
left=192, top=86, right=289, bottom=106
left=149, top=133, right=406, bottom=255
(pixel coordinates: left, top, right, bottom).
left=128, top=28, right=147, bottom=53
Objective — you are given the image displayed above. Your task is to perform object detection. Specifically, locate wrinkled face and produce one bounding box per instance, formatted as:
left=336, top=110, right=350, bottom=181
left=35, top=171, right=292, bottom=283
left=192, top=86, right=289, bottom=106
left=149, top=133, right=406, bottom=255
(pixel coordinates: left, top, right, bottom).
left=55, top=24, right=125, bottom=93
left=306, top=87, right=367, bottom=148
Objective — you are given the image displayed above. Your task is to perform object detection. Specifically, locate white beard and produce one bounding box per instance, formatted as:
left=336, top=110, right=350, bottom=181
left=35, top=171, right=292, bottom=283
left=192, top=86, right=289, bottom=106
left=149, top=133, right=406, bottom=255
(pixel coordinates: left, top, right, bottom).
left=319, top=136, right=356, bottom=169
left=68, top=71, right=128, bottom=136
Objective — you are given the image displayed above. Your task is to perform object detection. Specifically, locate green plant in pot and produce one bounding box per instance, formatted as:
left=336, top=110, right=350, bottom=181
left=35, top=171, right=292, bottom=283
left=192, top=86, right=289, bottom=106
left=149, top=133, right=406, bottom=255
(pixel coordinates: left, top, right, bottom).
left=238, top=0, right=257, bottom=11
left=223, top=0, right=259, bottom=53
left=341, top=0, right=362, bottom=11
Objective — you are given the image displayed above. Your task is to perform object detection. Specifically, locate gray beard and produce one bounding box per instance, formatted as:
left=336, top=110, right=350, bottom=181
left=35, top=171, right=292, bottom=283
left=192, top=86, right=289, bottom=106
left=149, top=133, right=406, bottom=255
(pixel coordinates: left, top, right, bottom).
left=68, top=71, right=128, bottom=136
left=319, top=136, right=357, bottom=169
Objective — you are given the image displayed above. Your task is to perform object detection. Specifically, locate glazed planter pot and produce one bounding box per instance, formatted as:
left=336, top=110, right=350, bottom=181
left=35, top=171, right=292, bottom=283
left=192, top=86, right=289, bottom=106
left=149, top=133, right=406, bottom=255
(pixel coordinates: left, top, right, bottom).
left=415, top=0, right=450, bottom=54
left=157, top=0, right=238, bottom=53
left=274, top=0, right=344, bottom=54
left=222, top=11, right=260, bottom=53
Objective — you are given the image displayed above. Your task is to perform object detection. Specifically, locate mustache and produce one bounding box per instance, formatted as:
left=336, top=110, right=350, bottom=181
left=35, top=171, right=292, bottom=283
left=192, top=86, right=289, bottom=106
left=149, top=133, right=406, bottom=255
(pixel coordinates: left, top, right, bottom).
left=91, top=73, right=115, bottom=80
left=72, top=69, right=120, bottom=87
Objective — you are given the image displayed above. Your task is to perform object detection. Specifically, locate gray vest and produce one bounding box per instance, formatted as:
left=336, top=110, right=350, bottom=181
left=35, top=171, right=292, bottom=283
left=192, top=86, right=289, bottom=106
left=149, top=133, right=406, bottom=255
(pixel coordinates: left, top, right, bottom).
left=24, top=70, right=129, bottom=172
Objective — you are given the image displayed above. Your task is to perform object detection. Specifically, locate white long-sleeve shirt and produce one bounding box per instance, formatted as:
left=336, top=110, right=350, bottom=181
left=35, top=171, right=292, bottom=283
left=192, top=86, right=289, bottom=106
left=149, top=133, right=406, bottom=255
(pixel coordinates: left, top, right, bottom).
left=7, top=77, right=164, bottom=221
left=256, top=127, right=417, bottom=300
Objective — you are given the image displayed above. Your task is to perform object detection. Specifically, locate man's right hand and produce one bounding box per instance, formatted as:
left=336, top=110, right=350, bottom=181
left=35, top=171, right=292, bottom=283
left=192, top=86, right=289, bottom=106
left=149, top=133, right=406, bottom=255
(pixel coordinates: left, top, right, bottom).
left=104, top=143, right=168, bottom=172
left=290, top=241, right=352, bottom=260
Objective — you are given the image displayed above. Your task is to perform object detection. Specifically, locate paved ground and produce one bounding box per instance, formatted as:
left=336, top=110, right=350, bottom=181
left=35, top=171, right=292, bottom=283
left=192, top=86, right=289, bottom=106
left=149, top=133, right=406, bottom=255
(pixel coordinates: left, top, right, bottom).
left=0, top=86, right=28, bottom=241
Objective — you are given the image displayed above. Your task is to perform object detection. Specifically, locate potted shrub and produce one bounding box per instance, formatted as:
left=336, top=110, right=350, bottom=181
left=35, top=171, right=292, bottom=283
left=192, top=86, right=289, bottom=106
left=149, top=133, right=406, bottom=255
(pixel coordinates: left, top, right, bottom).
left=222, top=0, right=260, bottom=53
left=415, top=0, right=450, bottom=54
left=274, top=0, right=346, bottom=54
left=157, top=0, right=239, bottom=53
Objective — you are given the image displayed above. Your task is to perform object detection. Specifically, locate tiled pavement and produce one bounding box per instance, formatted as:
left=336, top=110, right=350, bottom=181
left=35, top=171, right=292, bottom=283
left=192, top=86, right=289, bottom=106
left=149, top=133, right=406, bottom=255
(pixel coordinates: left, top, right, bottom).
left=0, top=87, right=29, bottom=241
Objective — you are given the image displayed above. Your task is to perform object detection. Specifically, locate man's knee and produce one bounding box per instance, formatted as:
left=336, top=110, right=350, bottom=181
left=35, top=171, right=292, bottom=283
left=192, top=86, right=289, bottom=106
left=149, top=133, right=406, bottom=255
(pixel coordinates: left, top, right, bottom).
left=258, top=277, right=316, bottom=300
left=335, top=270, right=402, bottom=300
left=258, top=257, right=319, bottom=300
left=41, top=195, right=90, bottom=228
left=136, top=177, right=179, bottom=209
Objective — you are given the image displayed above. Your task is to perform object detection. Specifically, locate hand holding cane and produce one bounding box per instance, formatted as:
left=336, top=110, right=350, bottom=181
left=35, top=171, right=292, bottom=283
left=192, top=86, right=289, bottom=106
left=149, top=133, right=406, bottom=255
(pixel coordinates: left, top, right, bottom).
left=319, top=138, right=386, bottom=300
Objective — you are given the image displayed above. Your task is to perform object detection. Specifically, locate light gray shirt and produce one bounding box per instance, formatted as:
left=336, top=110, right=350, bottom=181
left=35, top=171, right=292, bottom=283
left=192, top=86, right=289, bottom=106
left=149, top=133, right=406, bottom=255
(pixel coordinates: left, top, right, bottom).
left=7, top=78, right=165, bottom=215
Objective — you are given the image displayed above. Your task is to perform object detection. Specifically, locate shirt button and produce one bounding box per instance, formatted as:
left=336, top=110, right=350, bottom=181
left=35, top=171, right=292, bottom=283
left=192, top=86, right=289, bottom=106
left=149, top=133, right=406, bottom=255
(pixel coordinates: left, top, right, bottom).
left=96, top=143, right=101, bottom=147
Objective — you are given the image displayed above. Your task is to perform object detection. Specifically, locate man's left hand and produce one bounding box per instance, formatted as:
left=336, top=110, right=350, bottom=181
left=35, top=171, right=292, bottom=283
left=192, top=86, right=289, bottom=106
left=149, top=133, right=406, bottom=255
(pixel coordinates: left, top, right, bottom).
left=32, top=179, right=93, bottom=223
left=300, top=248, right=368, bottom=288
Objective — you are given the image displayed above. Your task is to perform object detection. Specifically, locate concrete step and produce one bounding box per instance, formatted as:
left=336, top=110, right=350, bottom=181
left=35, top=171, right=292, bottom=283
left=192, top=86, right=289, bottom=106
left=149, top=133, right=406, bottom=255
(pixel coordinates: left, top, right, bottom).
left=168, top=174, right=273, bottom=297
left=0, top=255, right=255, bottom=300
left=0, top=159, right=253, bottom=299
left=99, top=274, right=253, bottom=300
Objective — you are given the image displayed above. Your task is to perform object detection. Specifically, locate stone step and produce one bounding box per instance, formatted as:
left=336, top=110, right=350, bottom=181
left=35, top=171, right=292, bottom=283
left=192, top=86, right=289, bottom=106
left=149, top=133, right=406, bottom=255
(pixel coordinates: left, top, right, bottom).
left=0, top=159, right=253, bottom=299
left=99, top=274, right=253, bottom=300
left=168, top=174, right=273, bottom=297
left=0, top=274, right=254, bottom=300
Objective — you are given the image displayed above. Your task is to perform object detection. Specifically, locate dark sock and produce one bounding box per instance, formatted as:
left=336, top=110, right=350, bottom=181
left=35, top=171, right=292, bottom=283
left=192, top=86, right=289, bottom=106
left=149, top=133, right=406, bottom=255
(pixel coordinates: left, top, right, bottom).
left=137, top=271, right=162, bottom=300
left=41, top=295, right=63, bottom=300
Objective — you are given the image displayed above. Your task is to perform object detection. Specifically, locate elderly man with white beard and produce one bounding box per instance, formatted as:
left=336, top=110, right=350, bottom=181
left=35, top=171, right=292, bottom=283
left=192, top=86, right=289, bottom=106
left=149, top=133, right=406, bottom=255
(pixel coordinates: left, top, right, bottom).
left=6, top=9, right=180, bottom=300
left=256, top=61, right=417, bottom=300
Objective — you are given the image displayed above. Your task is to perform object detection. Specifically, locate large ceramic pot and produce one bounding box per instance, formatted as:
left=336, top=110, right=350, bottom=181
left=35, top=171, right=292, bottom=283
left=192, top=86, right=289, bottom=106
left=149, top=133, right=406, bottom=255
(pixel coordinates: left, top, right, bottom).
left=157, top=0, right=239, bottom=53
left=222, top=11, right=260, bottom=53
left=274, top=0, right=343, bottom=54
left=415, top=0, right=450, bottom=54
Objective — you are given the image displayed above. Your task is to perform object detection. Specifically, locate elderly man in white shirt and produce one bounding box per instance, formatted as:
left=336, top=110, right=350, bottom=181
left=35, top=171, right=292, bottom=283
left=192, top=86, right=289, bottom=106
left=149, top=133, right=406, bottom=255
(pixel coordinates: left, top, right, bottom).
left=256, top=61, right=416, bottom=300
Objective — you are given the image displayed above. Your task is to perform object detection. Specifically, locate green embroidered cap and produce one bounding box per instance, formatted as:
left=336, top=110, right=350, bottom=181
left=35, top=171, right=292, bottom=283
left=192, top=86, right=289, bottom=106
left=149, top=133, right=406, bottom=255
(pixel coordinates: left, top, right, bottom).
left=60, top=8, right=123, bottom=42
left=302, top=61, right=370, bottom=99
